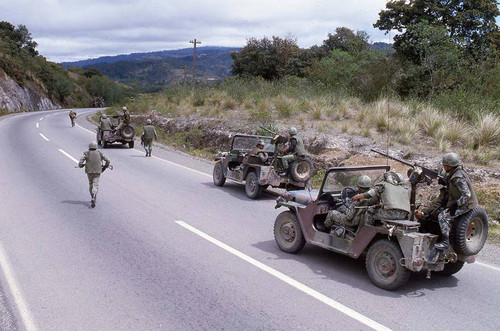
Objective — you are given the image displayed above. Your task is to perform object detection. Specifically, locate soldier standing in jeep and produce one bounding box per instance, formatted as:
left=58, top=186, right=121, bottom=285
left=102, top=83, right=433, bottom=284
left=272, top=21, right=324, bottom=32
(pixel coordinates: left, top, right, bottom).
left=280, top=127, right=306, bottom=175
left=420, top=152, right=478, bottom=250
left=114, top=106, right=130, bottom=133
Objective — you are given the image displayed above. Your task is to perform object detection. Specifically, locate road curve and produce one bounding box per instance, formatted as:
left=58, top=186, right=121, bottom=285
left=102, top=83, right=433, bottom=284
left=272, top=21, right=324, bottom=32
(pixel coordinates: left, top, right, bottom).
left=0, top=109, right=499, bottom=330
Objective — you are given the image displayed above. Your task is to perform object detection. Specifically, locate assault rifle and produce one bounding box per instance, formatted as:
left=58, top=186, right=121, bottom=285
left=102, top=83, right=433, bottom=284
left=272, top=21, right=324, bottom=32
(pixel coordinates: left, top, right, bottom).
left=371, top=149, right=444, bottom=221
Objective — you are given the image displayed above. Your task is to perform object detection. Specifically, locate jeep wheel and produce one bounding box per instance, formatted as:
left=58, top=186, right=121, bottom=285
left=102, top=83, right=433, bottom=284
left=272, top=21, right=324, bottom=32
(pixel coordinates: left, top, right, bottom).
left=366, top=239, right=410, bottom=290
left=245, top=172, right=263, bottom=199
left=274, top=211, right=305, bottom=254
left=121, top=125, right=135, bottom=139
left=437, top=261, right=465, bottom=276
left=450, top=207, right=488, bottom=256
left=103, top=141, right=108, bottom=148
left=129, top=141, right=134, bottom=148
left=213, top=162, right=226, bottom=187
left=289, top=158, right=314, bottom=183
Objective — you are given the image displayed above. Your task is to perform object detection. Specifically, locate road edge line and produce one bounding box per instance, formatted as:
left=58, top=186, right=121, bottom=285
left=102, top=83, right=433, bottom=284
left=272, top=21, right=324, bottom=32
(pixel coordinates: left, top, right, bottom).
left=39, top=133, right=49, bottom=142
left=0, top=241, right=37, bottom=331
left=476, top=261, right=500, bottom=272
left=175, top=220, right=392, bottom=331
left=58, top=149, right=78, bottom=163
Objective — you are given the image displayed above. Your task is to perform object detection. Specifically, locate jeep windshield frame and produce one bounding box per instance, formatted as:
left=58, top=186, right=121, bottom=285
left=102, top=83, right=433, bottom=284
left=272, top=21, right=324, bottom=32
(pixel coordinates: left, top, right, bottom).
left=318, top=165, right=391, bottom=198
left=230, top=134, right=274, bottom=153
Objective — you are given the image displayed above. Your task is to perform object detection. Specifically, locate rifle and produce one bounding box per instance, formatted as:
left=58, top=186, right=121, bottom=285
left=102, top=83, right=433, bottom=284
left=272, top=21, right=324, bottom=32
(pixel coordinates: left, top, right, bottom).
left=371, top=148, right=444, bottom=221
left=258, top=125, right=278, bottom=136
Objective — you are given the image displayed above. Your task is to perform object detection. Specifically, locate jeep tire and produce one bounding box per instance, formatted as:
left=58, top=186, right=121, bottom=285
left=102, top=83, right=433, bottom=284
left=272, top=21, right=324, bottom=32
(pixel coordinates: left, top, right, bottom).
left=121, top=125, right=135, bottom=139
left=289, top=158, right=314, bottom=183
left=128, top=141, right=134, bottom=148
left=245, top=171, right=263, bottom=199
left=437, top=261, right=465, bottom=276
left=213, top=162, right=226, bottom=187
left=450, top=207, right=488, bottom=256
left=274, top=211, right=306, bottom=254
left=366, top=239, right=410, bottom=290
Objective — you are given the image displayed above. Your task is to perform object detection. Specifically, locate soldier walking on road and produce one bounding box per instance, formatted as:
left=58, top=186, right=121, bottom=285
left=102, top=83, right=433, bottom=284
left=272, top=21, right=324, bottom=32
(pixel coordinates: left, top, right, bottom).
left=78, top=141, right=111, bottom=208
left=141, top=119, right=158, bottom=157
left=69, top=110, right=77, bottom=127
left=280, top=127, right=306, bottom=175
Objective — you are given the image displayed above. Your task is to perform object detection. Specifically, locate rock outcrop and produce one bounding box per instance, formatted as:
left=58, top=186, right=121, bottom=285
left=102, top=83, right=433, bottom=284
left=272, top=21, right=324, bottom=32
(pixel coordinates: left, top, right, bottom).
left=0, top=68, right=60, bottom=112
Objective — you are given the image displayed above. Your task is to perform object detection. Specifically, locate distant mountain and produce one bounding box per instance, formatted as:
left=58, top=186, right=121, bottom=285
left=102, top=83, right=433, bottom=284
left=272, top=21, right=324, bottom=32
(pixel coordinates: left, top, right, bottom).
left=61, top=46, right=241, bottom=91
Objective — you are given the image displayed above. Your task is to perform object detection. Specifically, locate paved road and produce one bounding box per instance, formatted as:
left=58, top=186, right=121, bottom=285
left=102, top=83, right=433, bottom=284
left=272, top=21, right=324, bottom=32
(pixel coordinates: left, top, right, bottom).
left=0, top=109, right=499, bottom=330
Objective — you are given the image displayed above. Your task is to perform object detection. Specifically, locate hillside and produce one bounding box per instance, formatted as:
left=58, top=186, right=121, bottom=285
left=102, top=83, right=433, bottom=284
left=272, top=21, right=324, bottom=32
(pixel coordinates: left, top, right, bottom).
left=61, top=46, right=241, bottom=91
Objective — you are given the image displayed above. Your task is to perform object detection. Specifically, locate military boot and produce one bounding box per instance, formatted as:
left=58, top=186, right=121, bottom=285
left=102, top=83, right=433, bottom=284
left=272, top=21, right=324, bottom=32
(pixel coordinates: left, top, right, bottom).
left=435, top=233, right=449, bottom=250
left=91, top=194, right=96, bottom=208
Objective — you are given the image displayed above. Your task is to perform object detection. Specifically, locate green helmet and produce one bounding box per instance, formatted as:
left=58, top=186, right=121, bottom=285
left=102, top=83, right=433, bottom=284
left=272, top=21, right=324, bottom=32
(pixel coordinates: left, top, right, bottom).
left=257, top=139, right=265, bottom=146
left=357, top=175, right=372, bottom=189
left=442, top=152, right=461, bottom=167
left=146, top=119, right=152, bottom=124
left=89, top=141, right=98, bottom=150
left=289, top=127, right=297, bottom=136
left=122, top=106, right=127, bottom=111
left=101, top=114, right=107, bottom=119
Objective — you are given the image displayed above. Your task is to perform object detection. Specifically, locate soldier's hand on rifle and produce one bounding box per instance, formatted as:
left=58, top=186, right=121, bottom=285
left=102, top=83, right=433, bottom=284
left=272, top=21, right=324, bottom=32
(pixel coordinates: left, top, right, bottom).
left=415, top=210, right=424, bottom=219
left=352, top=194, right=364, bottom=201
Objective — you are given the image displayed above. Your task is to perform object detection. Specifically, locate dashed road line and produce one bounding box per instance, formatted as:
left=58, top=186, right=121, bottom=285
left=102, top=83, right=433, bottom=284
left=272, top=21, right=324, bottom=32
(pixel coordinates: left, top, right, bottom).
left=36, top=123, right=39, bottom=128
left=39, top=133, right=49, bottom=142
left=0, top=241, right=37, bottom=331
left=39, top=117, right=43, bottom=121
left=175, top=220, right=392, bottom=331
left=58, top=149, right=78, bottom=163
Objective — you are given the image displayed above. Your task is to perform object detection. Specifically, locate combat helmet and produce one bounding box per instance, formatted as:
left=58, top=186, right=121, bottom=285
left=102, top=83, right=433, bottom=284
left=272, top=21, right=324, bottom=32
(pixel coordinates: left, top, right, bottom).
left=122, top=106, right=128, bottom=111
left=101, top=114, right=107, bottom=119
left=89, top=141, right=98, bottom=150
left=289, top=127, right=297, bottom=136
left=146, top=119, right=152, bottom=124
left=357, top=175, right=372, bottom=189
left=442, top=152, right=461, bottom=167
left=257, top=139, right=265, bottom=147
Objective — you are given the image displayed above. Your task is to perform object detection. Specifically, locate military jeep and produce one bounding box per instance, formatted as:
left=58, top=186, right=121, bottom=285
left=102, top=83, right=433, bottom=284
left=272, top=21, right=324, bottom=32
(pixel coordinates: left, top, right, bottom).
left=213, top=134, right=315, bottom=199
left=96, top=114, right=135, bottom=148
left=273, top=165, right=488, bottom=290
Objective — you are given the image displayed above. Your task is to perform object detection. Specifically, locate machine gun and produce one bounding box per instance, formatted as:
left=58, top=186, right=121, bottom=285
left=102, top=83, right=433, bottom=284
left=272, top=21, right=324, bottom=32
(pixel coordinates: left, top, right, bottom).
left=258, top=125, right=288, bottom=145
left=371, top=149, right=444, bottom=221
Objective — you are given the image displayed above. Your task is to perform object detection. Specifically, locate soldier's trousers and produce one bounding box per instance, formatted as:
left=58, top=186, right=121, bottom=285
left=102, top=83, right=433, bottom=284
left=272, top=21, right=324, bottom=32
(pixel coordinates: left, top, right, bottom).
left=365, top=208, right=408, bottom=225
left=437, top=208, right=468, bottom=236
left=143, top=138, right=153, bottom=154
left=70, top=118, right=75, bottom=127
left=281, top=154, right=298, bottom=170
left=87, top=173, right=101, bottom=197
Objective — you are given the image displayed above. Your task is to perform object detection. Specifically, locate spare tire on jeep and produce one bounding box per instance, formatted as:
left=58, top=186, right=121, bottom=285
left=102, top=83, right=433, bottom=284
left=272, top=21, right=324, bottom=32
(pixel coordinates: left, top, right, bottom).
left=121, top=125, right=135, bottom=139
left=289, top=158, right=315, bottom=183
left=450, top=207, right=488, bottom=256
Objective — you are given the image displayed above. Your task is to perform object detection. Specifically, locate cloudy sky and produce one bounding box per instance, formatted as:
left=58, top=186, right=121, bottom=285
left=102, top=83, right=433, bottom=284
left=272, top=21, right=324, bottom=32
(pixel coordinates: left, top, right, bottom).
left=2, top=0, right=394, bottom=63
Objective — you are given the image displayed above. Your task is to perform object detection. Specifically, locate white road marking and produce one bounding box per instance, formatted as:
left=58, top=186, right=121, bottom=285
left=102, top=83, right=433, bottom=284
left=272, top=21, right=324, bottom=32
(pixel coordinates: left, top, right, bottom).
left=39, top=133, right=49, bottom=141
left=58, top=149, right=78, bottom=163
left=36, top=123, right=39, bottom=128
left=476, top=261, right=500, bottom=272
left=0, top=241, right=38, bottom=331
left=39, top=117, right=43, bottom=121
left=175, top=220, right=392, bottom=331
left=76, top=124, right=95, bottom=135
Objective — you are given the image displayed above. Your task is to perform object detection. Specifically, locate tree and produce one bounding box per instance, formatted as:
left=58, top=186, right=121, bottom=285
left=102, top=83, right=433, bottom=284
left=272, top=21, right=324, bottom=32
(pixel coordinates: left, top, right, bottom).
left=231, top=36, right=307, bottom=80
left=0, top=22, right=38, bottom=56
left=374, top=0, right=500, bottom=61
left=322, top=27, right=370, bottom=54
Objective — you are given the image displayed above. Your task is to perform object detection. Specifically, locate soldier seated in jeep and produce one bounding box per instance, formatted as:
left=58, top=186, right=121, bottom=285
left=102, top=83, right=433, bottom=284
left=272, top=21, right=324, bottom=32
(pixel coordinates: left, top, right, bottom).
left=243, top=139, right=269, bottom=164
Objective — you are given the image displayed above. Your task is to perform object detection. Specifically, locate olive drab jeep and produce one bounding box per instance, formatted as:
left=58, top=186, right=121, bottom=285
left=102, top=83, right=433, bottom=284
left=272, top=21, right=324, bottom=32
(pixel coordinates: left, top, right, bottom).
left=96, top=114, right=135, bottom=148
left=273, top=165, right=488, bottom=290
left=213, top=134, right=315, bottom=199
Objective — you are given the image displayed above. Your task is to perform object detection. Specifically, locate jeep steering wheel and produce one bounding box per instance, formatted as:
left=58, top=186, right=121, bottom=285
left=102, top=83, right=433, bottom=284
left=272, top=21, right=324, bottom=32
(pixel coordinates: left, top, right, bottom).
left=340, top=187, right=357, bottom=208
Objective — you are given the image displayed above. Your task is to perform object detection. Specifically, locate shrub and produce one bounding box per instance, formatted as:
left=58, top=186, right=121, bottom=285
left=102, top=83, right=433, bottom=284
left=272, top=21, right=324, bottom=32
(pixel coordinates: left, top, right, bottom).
left=474, top=113, right=500, bottom=147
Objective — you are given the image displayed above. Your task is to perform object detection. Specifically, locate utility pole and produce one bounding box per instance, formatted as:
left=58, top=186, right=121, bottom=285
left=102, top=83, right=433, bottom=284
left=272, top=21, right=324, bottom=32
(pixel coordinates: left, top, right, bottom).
left=189, top=38, right=201, bottom=83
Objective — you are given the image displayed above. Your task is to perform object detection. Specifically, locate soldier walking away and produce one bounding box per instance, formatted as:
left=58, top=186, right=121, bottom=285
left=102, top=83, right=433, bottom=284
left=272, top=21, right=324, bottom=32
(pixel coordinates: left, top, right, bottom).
left=69, top=110, right=77, bottom=127
left=280, top=127, right=306, bottom=175
left=418, top=153, right=478, bottom=250
left=324, top=175, right=376, bottom=231
left=114, top=106, right=131, bottom=133
left=99, top=114, right=112, bottom=131
left=78, top=141, right=111, bottom=208
left=141, top=119, right=158, bottom=157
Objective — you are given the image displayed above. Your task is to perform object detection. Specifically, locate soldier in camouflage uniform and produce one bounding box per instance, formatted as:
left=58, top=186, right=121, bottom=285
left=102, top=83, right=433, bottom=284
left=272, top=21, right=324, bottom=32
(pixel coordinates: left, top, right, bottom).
left=324, top=175, right=376, bottom=230
left=280, top=127, right=306, bottom=175
left=418, top=153, right=478, bottom=250
left=78, top=141, right=111, bottom=208
left=245, top=139, right=268, bottom=163
left=99, top=114, right=112, bottom=131
left=69, top=110, right=77, bottom=127
left=114, top=106, right=131, bottom=133
left=363, top=171, right=410, bottom=225
left=141, top=119, right=158, bottom=157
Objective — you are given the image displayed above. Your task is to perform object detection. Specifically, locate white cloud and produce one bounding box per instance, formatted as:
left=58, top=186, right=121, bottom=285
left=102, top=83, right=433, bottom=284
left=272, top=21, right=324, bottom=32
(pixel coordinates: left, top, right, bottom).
left=1, top=0, right=393, bottom=62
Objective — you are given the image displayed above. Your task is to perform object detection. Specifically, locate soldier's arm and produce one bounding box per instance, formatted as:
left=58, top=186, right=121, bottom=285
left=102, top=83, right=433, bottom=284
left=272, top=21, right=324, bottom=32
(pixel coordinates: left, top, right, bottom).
left=154, top=129, right=158, bottom=140
left=100, top=152, right=111, bottom=167
left=453, top=177, right=472, bottom=207
left=78, top=152, right=88, bottom=168
left=285, top=138, right=297, bottom=154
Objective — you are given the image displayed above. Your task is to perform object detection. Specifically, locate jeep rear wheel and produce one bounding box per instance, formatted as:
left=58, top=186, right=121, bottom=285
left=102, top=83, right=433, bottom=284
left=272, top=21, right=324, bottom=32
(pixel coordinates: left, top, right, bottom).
left=289, top=158, right=314, bottom=183
left=274, top=211, right=305, bottom=254
left=437, top=261, right=465, bottom=276
left=245, top=172, right=263, bottom=199
left=451, top=207, right=488, bottom=256
left=213, top=162, right=226, bottom=187
left=366, top=239, right=410, bottom=290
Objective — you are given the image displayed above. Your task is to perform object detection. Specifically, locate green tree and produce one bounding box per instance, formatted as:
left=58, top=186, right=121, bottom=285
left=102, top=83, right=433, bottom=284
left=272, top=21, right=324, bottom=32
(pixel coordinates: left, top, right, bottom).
left=231, top=36, right=307, bottom=80
left=374, top=0, right=500, bottom=61
left=322, top=27, right=370, bottom=54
